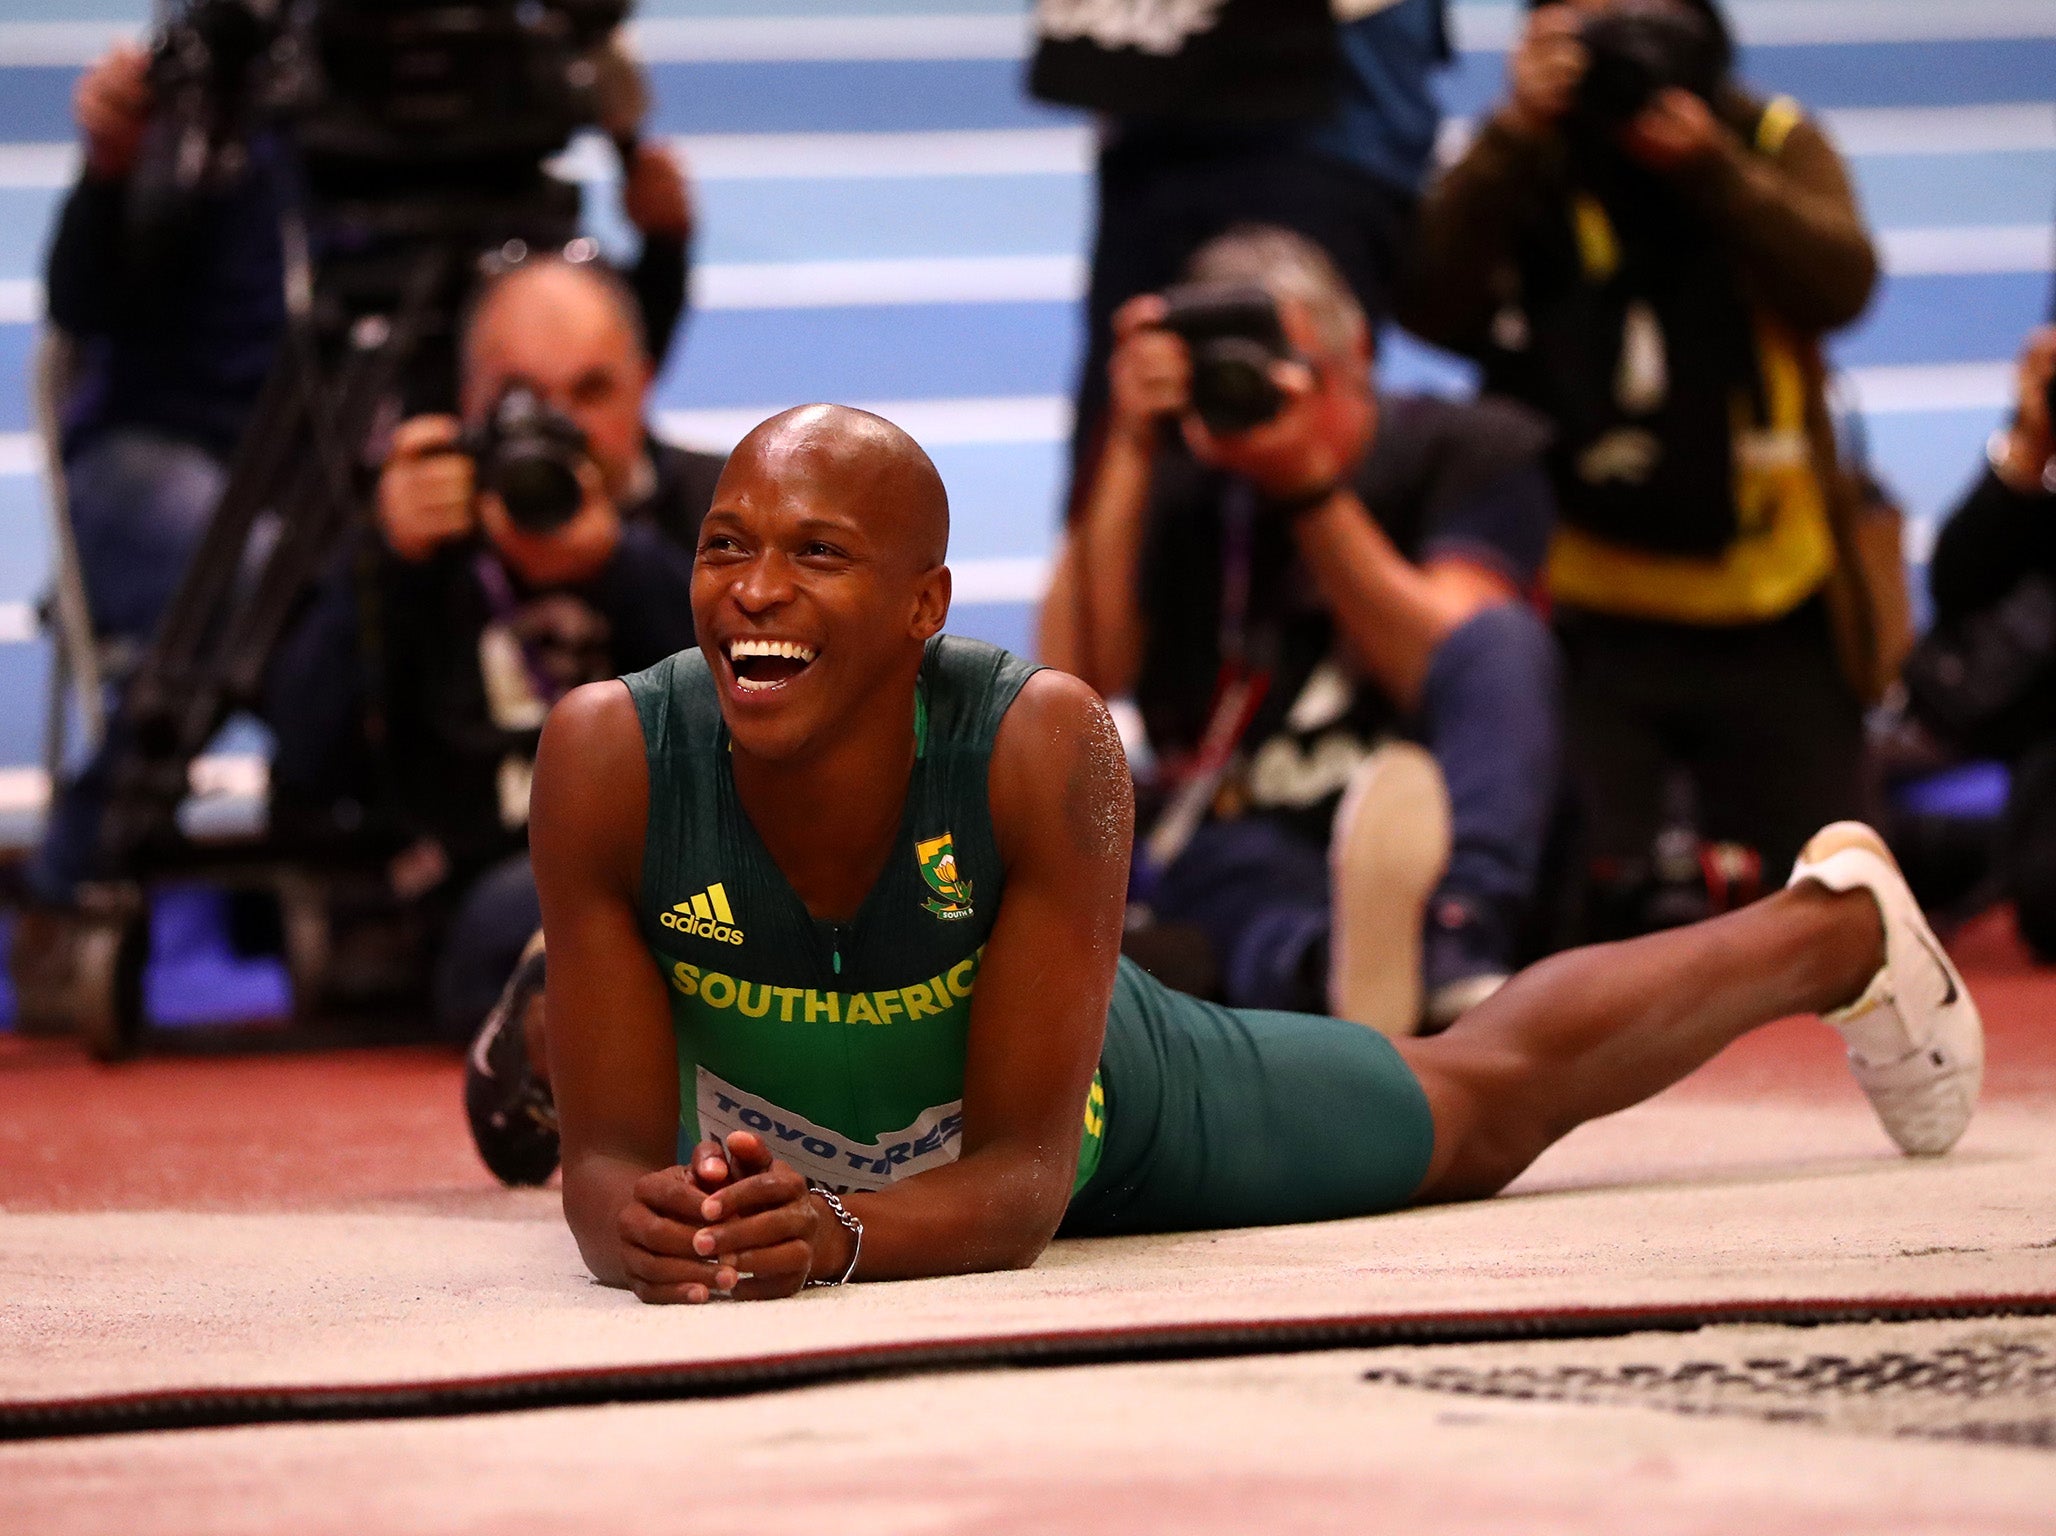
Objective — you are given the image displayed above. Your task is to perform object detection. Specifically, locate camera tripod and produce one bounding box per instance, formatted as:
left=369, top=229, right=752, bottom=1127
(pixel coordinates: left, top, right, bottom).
left=65, top=190, right=578, bottom=1057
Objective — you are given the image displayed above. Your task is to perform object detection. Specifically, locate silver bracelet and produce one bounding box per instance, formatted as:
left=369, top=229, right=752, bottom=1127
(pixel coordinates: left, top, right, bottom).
left=804, top=1187, right=863, bottom=1287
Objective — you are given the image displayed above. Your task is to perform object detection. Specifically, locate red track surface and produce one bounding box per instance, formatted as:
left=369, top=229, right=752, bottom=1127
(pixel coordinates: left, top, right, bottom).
left=2, top=909, right=2049, bottom=1214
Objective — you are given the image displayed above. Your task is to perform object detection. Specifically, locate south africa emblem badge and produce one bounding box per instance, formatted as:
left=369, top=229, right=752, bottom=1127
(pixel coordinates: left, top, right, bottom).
left=914, top=832, right=975, bottom=920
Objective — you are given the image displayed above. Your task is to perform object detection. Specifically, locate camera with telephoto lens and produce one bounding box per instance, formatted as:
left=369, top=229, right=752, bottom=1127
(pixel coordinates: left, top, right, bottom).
left=1573, top=0, right=1722, bottom=128
left=465, top=384, right=591, bottom=534
left=1157, top=283, right=1300, bottom=437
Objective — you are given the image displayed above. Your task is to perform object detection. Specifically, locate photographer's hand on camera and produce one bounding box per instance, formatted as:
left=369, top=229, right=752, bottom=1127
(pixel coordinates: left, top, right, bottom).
left=1180, top=358, right=1354, bottom=511
left=378, top=416, right=478, bottom=562
left=1503, top=5, right=1585, bottom=138
left=75, top=43, right=152, bottom=180
left=1990, top=326, right=2056, bottom=498
left=1108, top=294, right=1192, bottom=442
left=1622, top=86, right=1725, bottom=173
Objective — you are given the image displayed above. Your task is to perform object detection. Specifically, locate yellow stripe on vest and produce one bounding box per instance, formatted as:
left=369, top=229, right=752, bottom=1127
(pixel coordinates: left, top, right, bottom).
left=1755, top=95, right=1803, bottom=157
left=1571, top=193, right=1619, bottom=282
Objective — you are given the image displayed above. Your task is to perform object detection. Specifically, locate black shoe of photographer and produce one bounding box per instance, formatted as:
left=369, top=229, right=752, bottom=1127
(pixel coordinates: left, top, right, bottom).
left=463, top=942, right=559, bottom=1187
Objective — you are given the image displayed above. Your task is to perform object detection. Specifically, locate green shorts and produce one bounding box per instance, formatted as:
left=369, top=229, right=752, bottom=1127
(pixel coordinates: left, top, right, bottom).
left=1062, top=958, right=1436, bottom=1237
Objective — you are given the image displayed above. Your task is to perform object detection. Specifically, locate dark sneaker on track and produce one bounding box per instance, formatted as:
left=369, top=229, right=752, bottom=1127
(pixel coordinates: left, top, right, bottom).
left=463, top=944, right=559, bottom=1186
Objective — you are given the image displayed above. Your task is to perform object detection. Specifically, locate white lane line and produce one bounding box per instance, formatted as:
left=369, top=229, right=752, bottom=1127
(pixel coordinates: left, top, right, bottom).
left=1843, top=361, right=2014, bottom=413
left=697, top=254, right=1085, bottom=309
left=673, top=127, right=1093, bottom=181
left=6, top=102, right=2051, bottom=194
left=0, top=763, right=45, bottom=818
left=1726, top=0, right=2056, bottom=45
left=660, top=394, right=1070, bottom=450
left=553, top=126, right=1093, bottom=183
left=627, top=15, right=1028, bottom=63
left=0, top=278, right=42, bottom=324
left=693, top=227, right=2050, bottom=302
left=1457, top=0, right=2056, bottom=50
left=0, top=434, right=41, bottom=476
left=1446, top=105, right=2056, bottom=162
left=1881, top=225, right=2053, bottom=276
left=11, top=3, right=2056, bottom=66
left=0, top=142, right=77, bottom=188
left=0, top=21, right=137, bottom=66
left=949, top=556, right=1051, bottom=605
left=0, top=363, right=2015, bottom=495
left=1821, top=102, right=2056, bottom=155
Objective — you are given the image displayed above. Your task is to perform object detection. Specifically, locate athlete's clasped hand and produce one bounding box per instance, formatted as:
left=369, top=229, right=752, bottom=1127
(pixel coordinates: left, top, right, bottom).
left=615, top=1131, right=846, bottom=1303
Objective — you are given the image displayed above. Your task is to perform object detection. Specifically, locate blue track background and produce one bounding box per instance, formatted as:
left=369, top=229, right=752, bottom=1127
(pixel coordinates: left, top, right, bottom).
left=0, top=0, right=2049, bottom=1022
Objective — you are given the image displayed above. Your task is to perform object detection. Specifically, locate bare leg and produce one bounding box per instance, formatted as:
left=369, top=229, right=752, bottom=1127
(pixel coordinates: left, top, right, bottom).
left=1399, top=883, right=1885, bottom=1202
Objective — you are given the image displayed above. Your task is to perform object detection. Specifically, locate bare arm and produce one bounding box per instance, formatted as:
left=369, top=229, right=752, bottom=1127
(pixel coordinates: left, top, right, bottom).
left=528, top=679, right=682, bottom=1288
left=685, top=672, right=1134, bottom=1289
left=847, top=671, right=1131, bottom=1273
left=1291, top=497, right=1518, bottom=712
left=1037, top=430, right=1156, bottom=697
left=1037, top=295, right=1189, bottom=696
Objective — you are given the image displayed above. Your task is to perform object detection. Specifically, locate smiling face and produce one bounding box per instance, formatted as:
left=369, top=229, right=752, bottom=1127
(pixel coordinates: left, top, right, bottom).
left=692, top=405, right=952, bottom=763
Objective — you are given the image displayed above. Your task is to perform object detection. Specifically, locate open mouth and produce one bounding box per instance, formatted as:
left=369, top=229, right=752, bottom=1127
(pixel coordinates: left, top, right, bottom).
left=726, top=637, right=819, bottom=694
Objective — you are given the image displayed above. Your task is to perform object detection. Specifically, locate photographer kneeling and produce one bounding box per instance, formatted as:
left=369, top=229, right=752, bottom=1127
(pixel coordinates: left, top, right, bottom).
left=266, top=254, right=722, bottom=1040
left=1040, top=226, right=1561, bottom=1035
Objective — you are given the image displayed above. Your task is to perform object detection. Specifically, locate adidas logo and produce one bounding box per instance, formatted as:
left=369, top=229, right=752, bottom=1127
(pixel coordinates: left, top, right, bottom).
left=661, top=882, right=745, bottom=946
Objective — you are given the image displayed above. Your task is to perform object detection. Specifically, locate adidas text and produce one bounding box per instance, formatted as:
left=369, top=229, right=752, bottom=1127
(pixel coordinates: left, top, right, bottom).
left=661, top=911, right=745, bottom=945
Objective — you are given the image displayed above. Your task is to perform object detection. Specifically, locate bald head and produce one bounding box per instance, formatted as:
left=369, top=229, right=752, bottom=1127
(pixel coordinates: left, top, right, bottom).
left=464, top=257, right=647, bottom=371
left=728, top=404, right=950, bottom=571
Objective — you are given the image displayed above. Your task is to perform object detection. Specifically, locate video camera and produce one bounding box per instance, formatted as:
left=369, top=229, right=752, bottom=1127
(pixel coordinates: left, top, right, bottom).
left=1573, top=0, right=1722, bottom=129
left=134, top=0, right=631, bottom=335
left=140, top=0, right=629, bottom=202
left=1157, top=283, right=1302, bottom=437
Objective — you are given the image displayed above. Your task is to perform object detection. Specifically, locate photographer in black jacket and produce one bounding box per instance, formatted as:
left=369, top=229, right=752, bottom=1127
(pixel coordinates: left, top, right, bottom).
left=266, top=255, right=721, bottom=1039
left=1911, top=326, right=2056, bottom=962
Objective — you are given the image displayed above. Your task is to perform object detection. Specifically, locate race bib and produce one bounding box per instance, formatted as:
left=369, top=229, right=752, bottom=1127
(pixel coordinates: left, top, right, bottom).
left=693, top=1067, right=963, bottom=1193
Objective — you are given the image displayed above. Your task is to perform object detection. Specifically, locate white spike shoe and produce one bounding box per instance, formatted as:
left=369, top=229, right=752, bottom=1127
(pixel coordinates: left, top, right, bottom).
left=1788, top=822, right=1983, bottom=1156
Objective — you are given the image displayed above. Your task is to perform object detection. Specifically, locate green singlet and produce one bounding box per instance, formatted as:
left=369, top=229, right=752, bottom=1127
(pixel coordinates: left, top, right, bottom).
left=625, top=635, right=1436, bottom=1235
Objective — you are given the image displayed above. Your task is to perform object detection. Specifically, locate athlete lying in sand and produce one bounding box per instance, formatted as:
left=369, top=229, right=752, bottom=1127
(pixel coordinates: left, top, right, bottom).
left=469, top=403, right=1981, bottom=1302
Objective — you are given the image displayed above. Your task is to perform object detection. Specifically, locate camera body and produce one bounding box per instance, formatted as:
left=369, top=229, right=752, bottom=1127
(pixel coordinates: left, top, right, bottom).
left=1158, top=282, right=1298, bottom=436
left=1573, top=0, right=1722, bottom=128
left=464, top=384, right=591, bottom=535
